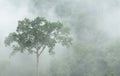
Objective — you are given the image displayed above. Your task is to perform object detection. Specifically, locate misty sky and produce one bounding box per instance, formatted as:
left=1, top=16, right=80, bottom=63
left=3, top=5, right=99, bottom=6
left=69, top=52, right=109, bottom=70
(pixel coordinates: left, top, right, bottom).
left=1, top=0, right=120, bottom=43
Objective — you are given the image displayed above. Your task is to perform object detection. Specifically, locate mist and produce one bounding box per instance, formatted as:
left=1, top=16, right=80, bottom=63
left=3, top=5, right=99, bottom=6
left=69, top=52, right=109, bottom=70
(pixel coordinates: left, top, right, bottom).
left=0, top=0, right=120, bottom=76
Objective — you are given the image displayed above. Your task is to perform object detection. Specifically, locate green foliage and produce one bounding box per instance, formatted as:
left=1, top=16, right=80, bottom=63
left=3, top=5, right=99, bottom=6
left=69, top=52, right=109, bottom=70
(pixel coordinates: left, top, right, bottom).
left=105, top=71, right=114, bottom=76
left=49, top=58, right=71, bottom=76
left=4, top=17, right=72, bottom=55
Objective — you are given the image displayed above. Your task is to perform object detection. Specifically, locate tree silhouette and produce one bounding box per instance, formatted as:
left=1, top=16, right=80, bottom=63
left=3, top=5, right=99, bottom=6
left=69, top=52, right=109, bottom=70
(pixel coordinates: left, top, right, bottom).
left=4, top=17, right=72, bottom=76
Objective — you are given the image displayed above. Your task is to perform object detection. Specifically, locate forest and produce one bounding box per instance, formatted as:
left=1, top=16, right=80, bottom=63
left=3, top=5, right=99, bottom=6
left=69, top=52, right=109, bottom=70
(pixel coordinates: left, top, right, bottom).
left=0, top=0, right=120, bottom=76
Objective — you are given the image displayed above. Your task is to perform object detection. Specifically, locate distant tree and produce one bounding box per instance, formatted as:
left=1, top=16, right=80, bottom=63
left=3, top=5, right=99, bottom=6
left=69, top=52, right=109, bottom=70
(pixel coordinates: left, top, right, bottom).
left=105, top=71, right=114, bottom=76
left=4, top=17, right=72, bottom=76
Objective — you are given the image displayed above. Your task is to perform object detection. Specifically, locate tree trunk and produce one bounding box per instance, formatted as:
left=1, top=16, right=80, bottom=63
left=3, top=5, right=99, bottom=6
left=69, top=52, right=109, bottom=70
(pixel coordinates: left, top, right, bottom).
left=36, top=54, right=39, bottom=76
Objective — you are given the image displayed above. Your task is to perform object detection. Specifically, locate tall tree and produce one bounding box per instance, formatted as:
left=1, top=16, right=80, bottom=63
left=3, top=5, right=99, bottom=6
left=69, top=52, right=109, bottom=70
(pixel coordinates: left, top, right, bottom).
left=4, top=17, right=72, bottom=76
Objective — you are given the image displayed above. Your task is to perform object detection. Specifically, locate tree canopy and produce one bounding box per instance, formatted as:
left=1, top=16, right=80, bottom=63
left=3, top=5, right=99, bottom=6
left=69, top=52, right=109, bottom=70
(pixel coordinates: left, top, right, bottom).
left=4, top=17, right=72, bottom=55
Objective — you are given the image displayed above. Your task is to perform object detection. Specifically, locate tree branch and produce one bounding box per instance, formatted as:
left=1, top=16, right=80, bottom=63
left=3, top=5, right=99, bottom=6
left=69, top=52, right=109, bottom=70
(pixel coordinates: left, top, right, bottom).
left=34, top=45, right=43, bottom=54
left=38, top=46, right=46, bottom=56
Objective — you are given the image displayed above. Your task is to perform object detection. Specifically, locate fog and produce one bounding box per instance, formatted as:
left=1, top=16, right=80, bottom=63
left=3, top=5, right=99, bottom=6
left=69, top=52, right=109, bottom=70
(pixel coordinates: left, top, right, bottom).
left=0, top=0, right=120, bottom=76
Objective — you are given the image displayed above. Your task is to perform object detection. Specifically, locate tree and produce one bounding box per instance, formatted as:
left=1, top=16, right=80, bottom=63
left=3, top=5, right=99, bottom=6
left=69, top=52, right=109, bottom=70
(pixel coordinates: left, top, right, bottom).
left=4, top=17, right=72, bottom=76
left=105, top=71, right=114, bottom=76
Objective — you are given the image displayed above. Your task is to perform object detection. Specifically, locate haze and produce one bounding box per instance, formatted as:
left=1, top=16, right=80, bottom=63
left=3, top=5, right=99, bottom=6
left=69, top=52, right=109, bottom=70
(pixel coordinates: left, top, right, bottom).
left=0, top=0, right=120, bottom=76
